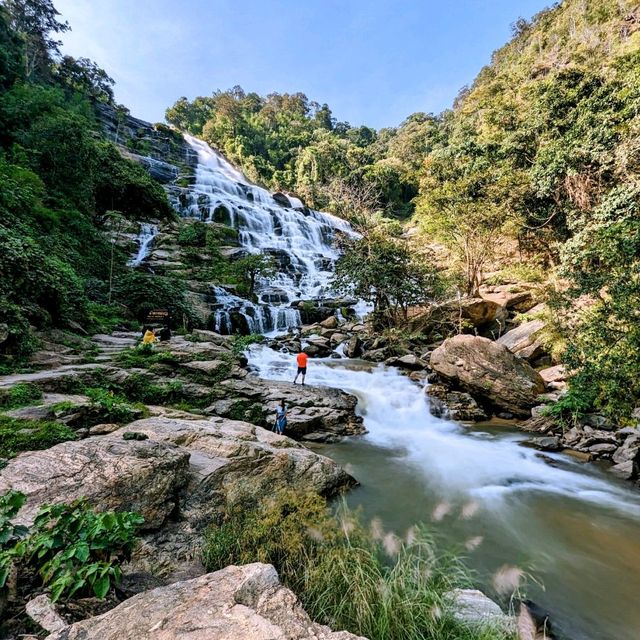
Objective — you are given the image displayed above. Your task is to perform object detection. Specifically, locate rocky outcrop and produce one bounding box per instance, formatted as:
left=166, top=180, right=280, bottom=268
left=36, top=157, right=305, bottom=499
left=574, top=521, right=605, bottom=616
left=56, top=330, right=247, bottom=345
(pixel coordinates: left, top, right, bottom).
left=211, top=376, right=365, bottom=440
left=497, top=319, right=547, bottom=363
left=0, top=436, right=190, bottom=528
left=430, top=335, right=545, bottom=417
left=426, top=385, right=488, bottom=422
left=459, top=298, right=508, bottom=328
left=45, top=563, right=365, bottom=640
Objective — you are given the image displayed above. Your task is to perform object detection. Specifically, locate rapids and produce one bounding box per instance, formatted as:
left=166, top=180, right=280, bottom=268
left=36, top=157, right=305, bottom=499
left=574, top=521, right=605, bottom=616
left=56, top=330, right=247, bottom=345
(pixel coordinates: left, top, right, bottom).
left=249, top=344, right=640, bottom=640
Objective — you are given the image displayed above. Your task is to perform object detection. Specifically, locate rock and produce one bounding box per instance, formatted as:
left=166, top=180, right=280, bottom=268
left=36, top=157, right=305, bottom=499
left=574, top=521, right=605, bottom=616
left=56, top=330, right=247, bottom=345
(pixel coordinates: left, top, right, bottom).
left=320, top=315, right=339, bottom=329
left=497, top=320, right=546, bottom=362
left=459, top=298, right=508, bottom=327
left=588, top=443, right=617, bottom=455
left=538, top=365, right=566, bottom=384
left=609, top=460, right=637, bottom=481
left=386, top=354, right=428, bottom=371
left=479, top=285, right=536, bottom=311
left=526, top=436, right=561, bottom=451
left=180, top=359, right=228, bottom=378
left=26, top=594, right=66, bottom=633
left=564, top=449, right=592, bottom=462
left=272, top=192, right=292, bottom=208
left=0, top=322, right=9, bottom=344
left=530, top=405, right=548, bottom=418
left=0, top=436, right=190, bottom=528
left=88, top=423, right=121, bottom=435
left=447, top=588, right=513, bottom=630
left=426, top=385, right=488, bottom=422
left=612, top=438, right=640, bottom=464
left=213, top=376, right=364, bottom=439
left=430, top=335, right=545, bottom=417
left=345, top=335, right=362, bottom=358
left=581, top=414, right=614, bottom=431
left=330, top=332, right=348, bottom=346
left=45, top=563, right=365, bottom=640
left=188, top=330, right=232, bottom=346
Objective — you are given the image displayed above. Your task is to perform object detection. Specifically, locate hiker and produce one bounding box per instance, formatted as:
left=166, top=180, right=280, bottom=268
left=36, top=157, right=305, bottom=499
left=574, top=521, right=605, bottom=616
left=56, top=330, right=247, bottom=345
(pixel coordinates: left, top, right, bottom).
left=158, top=325, right=172, bottom=342
left=142, top=327, right=157, bottom=345
left=293, top=351, right=308, bottom=385
left=274, top=399, right=288, bottom=435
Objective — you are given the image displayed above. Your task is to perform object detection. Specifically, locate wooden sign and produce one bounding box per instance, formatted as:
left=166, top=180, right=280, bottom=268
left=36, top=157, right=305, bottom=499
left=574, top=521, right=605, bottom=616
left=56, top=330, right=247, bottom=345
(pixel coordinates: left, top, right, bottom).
left=146, top=309, right=170, bottom=323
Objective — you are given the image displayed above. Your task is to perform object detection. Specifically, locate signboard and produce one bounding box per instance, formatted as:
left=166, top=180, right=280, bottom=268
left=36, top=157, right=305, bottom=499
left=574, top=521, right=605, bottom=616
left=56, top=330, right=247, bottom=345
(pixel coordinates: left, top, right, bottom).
left=146, top=308, right=170, bottom=324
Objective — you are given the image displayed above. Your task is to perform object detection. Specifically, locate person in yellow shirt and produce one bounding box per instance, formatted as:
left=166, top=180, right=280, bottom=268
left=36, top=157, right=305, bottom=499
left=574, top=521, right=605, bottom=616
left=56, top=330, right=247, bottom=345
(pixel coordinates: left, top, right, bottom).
left=142, top=327, right=157, bottom=345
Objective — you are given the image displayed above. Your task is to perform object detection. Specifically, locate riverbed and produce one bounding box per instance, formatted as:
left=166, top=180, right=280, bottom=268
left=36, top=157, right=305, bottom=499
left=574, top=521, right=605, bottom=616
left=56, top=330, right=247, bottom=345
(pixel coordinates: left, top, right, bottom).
left=250, top=345, right=640, bottom=640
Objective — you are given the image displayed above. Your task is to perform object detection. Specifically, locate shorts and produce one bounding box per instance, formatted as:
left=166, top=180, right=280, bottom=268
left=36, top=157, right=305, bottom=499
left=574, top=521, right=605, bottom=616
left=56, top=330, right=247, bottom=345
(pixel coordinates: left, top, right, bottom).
left=297, top=366, right=307, bottom=375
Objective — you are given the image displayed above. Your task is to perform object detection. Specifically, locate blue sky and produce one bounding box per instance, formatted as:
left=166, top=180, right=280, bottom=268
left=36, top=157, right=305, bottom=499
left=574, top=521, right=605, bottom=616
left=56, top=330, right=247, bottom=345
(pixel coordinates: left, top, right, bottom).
left=55, top=0, right=549, bottom=129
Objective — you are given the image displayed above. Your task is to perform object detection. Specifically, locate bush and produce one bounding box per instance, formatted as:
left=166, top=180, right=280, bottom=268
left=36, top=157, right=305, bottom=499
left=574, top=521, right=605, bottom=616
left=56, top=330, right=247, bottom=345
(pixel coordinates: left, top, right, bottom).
left=84, top=387, right=146, bottom=424
left=0, top=416, right=76, bottom=458
left=0, top=383, right=43, bottom=409
left=203, top=491, right=515, bottom=640
left=0, top=494, right=143, bottom=601
left=231, top=333, right=264, bottom=355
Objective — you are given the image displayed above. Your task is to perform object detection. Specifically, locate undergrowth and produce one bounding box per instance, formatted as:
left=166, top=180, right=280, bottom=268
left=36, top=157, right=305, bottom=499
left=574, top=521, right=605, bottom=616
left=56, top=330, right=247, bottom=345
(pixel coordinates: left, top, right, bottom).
left=0, top=416, right=76, bottom=459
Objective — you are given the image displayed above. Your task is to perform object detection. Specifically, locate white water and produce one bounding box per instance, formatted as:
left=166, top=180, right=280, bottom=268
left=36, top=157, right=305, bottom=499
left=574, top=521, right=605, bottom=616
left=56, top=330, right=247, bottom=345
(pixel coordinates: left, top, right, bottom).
left=249, top=345, right=640, bottom=518
left=178, top=134, right=354, bottom=333
left=128, top=223, right=159, bottom=266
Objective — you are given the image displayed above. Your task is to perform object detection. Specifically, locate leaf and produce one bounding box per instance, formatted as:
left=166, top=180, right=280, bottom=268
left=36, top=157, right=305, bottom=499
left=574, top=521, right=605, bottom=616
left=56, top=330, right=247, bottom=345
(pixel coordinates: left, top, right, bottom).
left=93, top=574, right=110, bottom=599
left=75, top=542, right=90, bottom=562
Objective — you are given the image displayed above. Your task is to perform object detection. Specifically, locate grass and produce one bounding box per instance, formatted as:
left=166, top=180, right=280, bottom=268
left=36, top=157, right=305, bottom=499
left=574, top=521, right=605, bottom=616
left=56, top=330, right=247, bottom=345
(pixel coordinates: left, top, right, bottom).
left=115, top=344, right=180, bottom=369
left=0, top=416, right=77, bottom=458
left=0, top=383, right=43, bottom=410
left=203, top=490, right=516, bottom=640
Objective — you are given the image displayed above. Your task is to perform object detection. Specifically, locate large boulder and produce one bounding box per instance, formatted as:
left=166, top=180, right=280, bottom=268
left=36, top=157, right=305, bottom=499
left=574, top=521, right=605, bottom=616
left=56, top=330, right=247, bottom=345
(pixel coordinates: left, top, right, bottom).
left=459, top=298, right=508, bottom=327
left=45, top=563, right=365, bottom=640
left=212, top=376, right=364, bottom=439
left=497, top=319, right=546, bottom=362
left=430, top=335, right=545, bottom=417
left=0, top=437, right=190, bottom=528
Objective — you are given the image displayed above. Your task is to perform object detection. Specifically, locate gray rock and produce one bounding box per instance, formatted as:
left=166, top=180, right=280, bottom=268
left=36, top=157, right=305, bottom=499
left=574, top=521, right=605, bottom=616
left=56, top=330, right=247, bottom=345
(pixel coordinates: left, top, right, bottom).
left=497, top=320, right=546, bottom=361
left=387, top=354, right=428, bottom=371
left=320, top=315, right=339, bottom=329
left=588, top=443, right=617, bottom=455
left=459, top=298, right=508, bottom=327
left=0, top=322, right=9, bottom=344
left=447, top=588, right=513, bottom=630
left=26, top=595, right=66, bottom=633
left=582, top=414, right=614, bottom=431
left=0, top=437, right=190, bottom=528
left=528, top=436, right=561, bottom=451
left=45, top=563, right=366, bottom=640
left=345, top=335, right=363, bottom=358
left=609, top=460, right=637, bottom=481
left=430, top=335, right=545, bottom=417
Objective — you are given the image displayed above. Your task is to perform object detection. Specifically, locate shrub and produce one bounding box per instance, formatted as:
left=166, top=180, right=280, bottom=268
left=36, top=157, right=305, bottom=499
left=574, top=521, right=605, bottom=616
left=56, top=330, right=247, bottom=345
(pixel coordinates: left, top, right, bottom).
left=84, top=387, right=145, bottom=424
left=203, top=491, right=515, bottom=640
left=0, top=494, right=144, bottom=601
left=231, top=333, right=264, bottom=356
left=0, top=416, right=76, bottom=458
left=0, top=383, right=42, bottom=409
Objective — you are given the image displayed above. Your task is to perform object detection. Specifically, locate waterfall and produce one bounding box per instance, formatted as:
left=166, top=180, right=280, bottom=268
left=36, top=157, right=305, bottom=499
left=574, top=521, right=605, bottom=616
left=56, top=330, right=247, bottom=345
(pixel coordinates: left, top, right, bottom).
left=129, top=223, right=159, bottom=267
left=177, top=134, right=353, bottom=334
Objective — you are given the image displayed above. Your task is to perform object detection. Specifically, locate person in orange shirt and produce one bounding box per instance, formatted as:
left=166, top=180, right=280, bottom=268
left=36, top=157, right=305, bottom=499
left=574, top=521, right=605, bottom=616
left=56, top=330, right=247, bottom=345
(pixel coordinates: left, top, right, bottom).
left=293, top=351, right=308, bottom=385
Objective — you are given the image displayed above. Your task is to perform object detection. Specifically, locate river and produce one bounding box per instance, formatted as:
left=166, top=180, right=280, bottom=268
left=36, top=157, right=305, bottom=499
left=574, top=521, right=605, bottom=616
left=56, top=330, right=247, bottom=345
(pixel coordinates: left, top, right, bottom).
left=250, top=345, right=640, bottom=640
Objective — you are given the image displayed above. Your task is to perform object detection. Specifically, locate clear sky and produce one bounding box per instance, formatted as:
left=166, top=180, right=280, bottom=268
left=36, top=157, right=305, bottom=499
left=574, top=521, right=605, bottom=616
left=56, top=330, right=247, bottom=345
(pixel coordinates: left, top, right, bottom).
left=55, top=0, right=549, bottom=129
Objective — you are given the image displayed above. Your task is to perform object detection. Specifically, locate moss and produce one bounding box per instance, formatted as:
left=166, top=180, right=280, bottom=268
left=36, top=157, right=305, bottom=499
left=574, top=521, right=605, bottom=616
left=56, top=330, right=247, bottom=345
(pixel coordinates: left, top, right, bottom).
left=0, top=383, right=43, bottom=410
left=0, top=416, right=77, bottom=458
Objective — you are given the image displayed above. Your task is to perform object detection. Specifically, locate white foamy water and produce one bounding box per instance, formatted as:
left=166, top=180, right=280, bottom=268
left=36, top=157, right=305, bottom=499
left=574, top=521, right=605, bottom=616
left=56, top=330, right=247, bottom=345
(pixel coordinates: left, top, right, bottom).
left=128, top=223, right=159, bottom=267
left=181, top=134, right=353, bottom=328
left=249, top=345, right=640, bottom=518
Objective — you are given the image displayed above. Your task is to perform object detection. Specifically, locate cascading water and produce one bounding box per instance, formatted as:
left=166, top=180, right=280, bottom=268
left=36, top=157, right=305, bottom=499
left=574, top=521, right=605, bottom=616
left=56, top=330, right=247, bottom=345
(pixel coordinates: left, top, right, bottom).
left=176, top=134, right=353, bottom=334
left=128, top=223, right=159, bottom=267
left=249, top=345, right=640, bottom=640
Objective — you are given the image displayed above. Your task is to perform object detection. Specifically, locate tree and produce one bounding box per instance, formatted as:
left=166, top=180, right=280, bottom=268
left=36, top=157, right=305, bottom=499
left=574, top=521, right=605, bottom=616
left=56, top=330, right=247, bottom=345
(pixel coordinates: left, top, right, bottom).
left=55, top=56, right=114, bottom=103
left=5, top=0, right=69, bottom=79
left=233, top=253, right=276, bottom=299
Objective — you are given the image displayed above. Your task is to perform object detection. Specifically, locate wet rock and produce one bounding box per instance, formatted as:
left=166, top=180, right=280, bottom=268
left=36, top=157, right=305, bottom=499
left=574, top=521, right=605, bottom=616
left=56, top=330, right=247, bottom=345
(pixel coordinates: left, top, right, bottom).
left=427, top=385, right=488, bottom=422
left=345, top=335, right=362, bottom=358
left=564, top=449, right=592, bottom=463
left=609, top=460, right=637, bottom=481
left=588, top=443, right=617, bottom=455
left=272, top=192, right=292, bottom=207
left=0, top=436, right=190, bottom=528
left=581, top=414, right=614, bottom=431
left=330, top=332, right=348, bottom=346
left=45, top=563, right=365, bottom=640
left=386, top=354, right=428, bottom=371
left=430, top=335, right=545, bottom=417
left=526, top=436, right=561, bottom=451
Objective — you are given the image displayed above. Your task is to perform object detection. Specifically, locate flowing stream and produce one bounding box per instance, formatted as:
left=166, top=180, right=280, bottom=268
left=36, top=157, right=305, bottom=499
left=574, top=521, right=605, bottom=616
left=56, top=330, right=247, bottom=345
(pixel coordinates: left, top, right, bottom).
left=249, top=345, right=640, bottom=640
left=128, top=223, right=159, bottom=267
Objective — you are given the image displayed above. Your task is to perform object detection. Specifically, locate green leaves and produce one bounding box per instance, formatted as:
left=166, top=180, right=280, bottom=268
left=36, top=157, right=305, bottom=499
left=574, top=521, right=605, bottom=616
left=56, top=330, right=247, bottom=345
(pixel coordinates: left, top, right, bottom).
left=0, top=492, right=144, bottom=601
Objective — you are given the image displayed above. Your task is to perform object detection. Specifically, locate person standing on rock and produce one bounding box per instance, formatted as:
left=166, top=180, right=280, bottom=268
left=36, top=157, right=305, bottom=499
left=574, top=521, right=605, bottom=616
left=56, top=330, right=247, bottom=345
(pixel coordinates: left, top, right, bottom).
left=293, top=351, right=308, bottom=385
left=274, top=399, right=288, bottom=435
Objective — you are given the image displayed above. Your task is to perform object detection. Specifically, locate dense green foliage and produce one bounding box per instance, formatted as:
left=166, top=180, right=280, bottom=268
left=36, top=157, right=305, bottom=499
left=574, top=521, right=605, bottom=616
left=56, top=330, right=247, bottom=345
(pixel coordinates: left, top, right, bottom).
left=0, top=2, right=175, bottom=363
left=411, top=0, right=640, bottom=418
left=0, top=493, right=143, bottom=601
left=0, top=415, right=76, bottom=458
left=204, top=490, right=514, bottom=640
left=166, top=88, right=430, bottom=217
